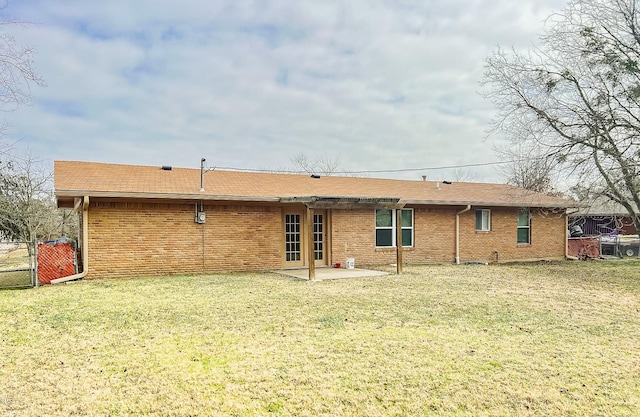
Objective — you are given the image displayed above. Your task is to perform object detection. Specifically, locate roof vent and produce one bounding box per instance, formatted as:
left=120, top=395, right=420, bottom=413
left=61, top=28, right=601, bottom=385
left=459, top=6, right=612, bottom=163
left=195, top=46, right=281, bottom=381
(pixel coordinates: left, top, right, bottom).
left=161, top=165, right=172, bottom=171
left=443, top=180, right=452, bottom=185
left=310, top=174, right=321, bottom=179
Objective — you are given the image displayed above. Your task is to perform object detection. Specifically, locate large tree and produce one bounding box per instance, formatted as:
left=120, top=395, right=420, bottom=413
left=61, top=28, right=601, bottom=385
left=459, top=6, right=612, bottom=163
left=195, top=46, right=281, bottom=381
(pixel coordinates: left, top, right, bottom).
left=494, top=142, right=562, bottom=196
left=0, top=2, right=56, bottom=242
left=0, top=152, right=60, bottom=242
left=0, top=1, right=43, bottom=135
left=483, top=0, right=640, bottom=232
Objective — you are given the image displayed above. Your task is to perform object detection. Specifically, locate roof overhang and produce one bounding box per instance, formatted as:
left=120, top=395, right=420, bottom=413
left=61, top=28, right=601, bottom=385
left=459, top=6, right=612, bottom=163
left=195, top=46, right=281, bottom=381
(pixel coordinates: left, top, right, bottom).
left=403, top=199, right=580, bottom=209
left=55, top=190, right=281, bottom=208
left=280, top=196, right=405, bottom=209
left=56, top=190, right=579, bottom=210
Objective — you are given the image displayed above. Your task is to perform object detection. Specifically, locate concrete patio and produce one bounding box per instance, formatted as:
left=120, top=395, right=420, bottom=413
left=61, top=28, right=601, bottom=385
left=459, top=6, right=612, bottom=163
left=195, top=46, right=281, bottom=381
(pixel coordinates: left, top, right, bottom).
left=277, top=267, right=389, bottom=280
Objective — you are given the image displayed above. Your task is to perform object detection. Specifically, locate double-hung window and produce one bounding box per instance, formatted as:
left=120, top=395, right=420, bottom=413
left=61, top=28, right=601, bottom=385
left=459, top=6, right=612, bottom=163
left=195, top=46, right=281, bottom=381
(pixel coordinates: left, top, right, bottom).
left=375, top=209, right=413, bottom=247
left=517, top=208, right=531, bottom=244
left=475, top=209, right=491, bottom=231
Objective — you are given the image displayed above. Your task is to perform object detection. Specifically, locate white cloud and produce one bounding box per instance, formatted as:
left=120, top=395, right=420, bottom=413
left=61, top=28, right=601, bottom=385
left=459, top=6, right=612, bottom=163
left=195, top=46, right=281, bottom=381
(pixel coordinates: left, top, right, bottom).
left=3, top=0, right=567, bottom=182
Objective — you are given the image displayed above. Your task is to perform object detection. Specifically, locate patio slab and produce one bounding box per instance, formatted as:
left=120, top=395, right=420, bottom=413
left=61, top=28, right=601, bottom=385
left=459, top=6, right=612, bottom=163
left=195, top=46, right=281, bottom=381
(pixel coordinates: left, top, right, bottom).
left=277, top=267, right=389, bottom=280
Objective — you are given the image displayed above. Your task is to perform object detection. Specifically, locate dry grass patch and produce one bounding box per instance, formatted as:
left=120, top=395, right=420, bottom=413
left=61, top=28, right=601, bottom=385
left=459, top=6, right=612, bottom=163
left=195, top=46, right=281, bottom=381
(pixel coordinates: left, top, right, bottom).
left=1, top=260, right=639, bottom=416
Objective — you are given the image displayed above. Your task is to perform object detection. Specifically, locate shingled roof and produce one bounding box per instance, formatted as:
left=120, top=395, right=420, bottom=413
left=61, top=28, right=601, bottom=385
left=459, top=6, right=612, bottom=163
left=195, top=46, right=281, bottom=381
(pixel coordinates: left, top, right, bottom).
left=54, top=160, right=578, bottom=208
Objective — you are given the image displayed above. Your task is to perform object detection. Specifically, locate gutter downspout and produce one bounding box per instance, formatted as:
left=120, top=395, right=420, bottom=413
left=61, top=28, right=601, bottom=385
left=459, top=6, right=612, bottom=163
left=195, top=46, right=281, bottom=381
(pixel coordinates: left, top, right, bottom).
left=455, top=205, right=471, bottom=265
left=52, top=196, right=89, bottom=284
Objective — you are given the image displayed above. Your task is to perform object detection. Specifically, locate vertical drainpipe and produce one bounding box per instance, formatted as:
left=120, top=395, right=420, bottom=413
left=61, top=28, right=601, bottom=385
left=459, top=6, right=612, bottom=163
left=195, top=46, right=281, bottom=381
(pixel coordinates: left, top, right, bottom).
left=52, top=196, right=90, bottom=284
left=455, top=205, right=471, bottom=265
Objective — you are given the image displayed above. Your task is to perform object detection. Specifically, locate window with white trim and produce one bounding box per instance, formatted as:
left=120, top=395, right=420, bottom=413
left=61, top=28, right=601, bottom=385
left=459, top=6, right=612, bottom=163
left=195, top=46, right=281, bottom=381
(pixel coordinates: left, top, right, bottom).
left=517, top=208, right=531, bottom=244
left=475, top=209, right=491, bottom=231
left=375, top=208, right=414, bottom=247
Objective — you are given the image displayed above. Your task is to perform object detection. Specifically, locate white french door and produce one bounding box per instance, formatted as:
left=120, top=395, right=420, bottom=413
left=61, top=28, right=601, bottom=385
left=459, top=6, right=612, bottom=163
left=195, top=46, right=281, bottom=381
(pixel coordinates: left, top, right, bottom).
left=283, top=210, right=328, bottom=267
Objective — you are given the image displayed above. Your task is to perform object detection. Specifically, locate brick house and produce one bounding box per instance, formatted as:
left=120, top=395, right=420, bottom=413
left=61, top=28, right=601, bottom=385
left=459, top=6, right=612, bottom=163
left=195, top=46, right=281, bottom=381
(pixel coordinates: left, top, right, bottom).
left=54, top=161, right=577, bottom=280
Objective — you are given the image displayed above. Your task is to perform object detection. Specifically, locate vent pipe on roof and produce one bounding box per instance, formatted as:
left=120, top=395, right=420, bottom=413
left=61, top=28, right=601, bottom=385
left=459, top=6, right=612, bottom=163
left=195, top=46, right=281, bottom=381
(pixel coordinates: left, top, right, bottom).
left=200, top=158, right=206, bottom=192
left=200, top=158, right=216, bottom=193
left=200, top=158, right=215, bottom=192
left=421, top=175, right=427, bottom=182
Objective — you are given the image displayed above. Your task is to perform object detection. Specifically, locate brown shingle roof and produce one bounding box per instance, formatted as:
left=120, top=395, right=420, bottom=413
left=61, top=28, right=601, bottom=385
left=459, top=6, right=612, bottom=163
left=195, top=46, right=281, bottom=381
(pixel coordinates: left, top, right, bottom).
left=54, top=160, right=578, bottom=208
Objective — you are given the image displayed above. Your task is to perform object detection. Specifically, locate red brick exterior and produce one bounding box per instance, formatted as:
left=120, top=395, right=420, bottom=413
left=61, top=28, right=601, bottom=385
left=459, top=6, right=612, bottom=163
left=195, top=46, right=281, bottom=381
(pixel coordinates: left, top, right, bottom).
left=87, top=201, right=282, bottom=279
left=330, top=207, right=566, bottom=267
left=457, top=207, right=566, bottom=263
left=85, top=200, right=566, bottom=279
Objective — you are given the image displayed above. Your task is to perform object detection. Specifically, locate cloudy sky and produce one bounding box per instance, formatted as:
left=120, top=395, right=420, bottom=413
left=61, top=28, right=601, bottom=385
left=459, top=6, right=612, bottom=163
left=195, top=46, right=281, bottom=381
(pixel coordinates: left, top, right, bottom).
left=2, top=0, right=567, bottom=182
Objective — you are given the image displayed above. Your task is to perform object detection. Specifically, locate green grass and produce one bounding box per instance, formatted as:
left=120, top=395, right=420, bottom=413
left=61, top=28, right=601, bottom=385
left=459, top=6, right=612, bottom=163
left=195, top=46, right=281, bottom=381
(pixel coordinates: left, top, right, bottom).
left=0, top=269, right=32, bottom=288
left=1, top=260, right=639, bottom=416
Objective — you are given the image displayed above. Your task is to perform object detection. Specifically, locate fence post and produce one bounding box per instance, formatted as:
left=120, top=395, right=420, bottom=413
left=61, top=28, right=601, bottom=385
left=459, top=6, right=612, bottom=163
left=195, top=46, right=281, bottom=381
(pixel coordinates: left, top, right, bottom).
left=34, top=239, right=39, bottom=288
left=27, top=241, right=33, bottom=287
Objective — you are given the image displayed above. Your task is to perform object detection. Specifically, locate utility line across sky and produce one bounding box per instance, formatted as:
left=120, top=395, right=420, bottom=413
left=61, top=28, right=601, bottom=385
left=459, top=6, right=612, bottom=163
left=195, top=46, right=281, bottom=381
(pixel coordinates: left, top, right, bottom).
left=214, top=160, right=515, bottom=175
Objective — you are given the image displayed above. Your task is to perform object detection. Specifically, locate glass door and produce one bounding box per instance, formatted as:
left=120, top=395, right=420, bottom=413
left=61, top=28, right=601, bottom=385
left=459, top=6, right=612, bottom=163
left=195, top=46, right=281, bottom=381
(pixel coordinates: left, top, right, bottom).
left=313, top=211, right=327, bottom=266
left=284, top=213, right=303, bottom=267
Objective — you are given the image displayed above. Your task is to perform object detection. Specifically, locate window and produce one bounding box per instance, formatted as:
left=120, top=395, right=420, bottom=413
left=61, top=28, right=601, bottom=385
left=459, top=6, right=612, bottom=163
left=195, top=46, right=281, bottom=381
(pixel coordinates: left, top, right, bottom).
left=517, top=208, right=530, bottom=244
left=475, top=209, right=491, bottom=231
left=375, top=209, right=413, bottom=247
left=375, top=209, right=393, bottom=247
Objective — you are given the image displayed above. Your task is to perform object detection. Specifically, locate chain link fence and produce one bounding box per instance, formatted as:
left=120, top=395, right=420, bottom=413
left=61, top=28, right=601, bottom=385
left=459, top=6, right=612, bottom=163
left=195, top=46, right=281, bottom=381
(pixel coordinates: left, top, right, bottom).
left=0, top=241, right=36, bottom=289
left=1, top=239, right=78, bottom=289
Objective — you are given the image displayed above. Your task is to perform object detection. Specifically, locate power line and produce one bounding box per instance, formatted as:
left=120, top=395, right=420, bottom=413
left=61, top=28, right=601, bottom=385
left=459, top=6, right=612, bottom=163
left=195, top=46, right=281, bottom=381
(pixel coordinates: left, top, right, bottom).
left=333, top=160, right=512, bottom=174
left=214, top=159, right=514, bottom=175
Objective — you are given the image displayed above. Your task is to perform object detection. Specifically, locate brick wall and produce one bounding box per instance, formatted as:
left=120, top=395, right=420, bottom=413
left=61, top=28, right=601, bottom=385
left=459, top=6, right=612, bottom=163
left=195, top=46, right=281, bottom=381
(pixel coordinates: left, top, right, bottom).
left=458, top=207, right=566, bottom=263
left=87, top=201, right=282, bottom=279
left=330, top=206, right=566, bottom=268
left=203, top=204, right=283, bottom=273
left=86, top=200, right=566, bottom=279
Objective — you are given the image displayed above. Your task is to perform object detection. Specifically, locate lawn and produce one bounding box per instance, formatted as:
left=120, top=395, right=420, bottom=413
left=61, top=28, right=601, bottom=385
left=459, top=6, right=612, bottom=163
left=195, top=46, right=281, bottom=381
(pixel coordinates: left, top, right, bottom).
left=1, top=261, right=639, bottom=416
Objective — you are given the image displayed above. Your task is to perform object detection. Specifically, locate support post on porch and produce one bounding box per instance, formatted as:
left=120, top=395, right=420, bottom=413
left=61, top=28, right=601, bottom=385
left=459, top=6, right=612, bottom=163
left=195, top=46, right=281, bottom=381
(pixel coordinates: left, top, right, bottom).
left=396, top=208, right=403, bottom=274
left=307, top=206, right=316, bottom=280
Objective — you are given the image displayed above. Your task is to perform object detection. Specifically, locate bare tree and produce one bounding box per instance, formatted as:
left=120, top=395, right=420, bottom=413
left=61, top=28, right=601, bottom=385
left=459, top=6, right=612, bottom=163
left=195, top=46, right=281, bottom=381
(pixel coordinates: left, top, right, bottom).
left=494, top=142, right=562, bottom=196
left=451, top=168, right=480, bottom=183
left=290, top=153, right=342, bottom=176
left=0, top=151, right=59, bottom=242
left=0, top=2, right=61, bottom=244
left=483, top=0, right=640, bottom=232
left=0, top=2, right=44, bottom=137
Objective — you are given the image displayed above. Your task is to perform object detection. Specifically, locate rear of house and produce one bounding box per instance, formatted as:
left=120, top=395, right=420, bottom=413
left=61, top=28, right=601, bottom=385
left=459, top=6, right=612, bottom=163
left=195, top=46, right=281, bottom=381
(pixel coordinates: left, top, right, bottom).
left=55, top=161, right=575, bottom=279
